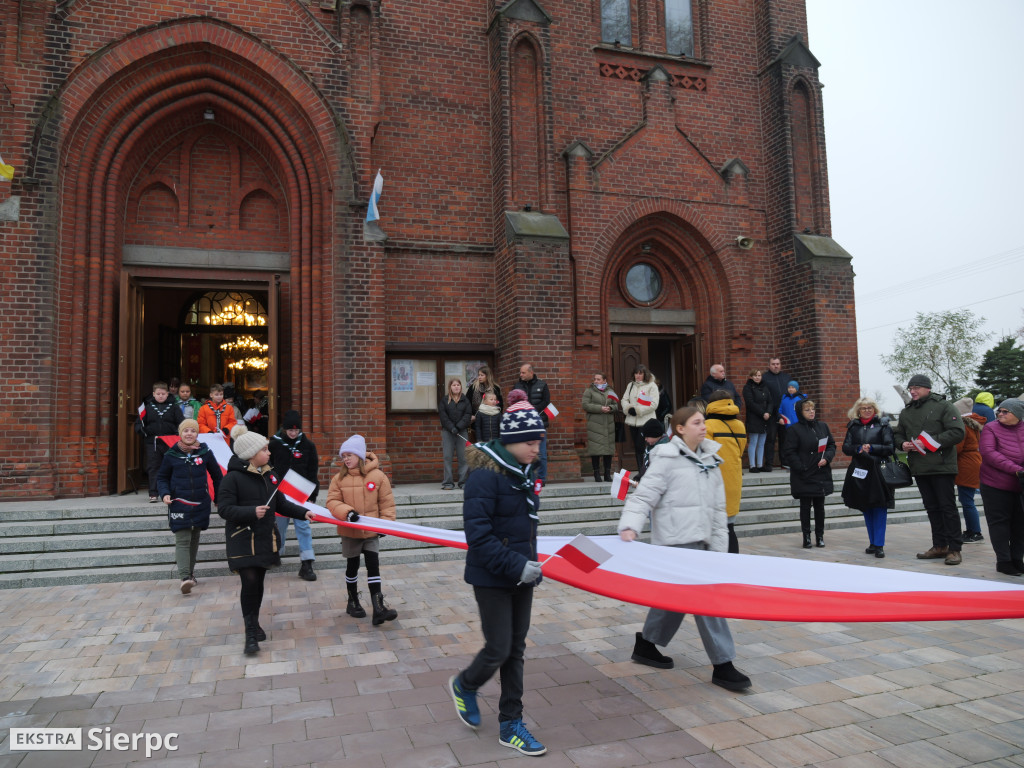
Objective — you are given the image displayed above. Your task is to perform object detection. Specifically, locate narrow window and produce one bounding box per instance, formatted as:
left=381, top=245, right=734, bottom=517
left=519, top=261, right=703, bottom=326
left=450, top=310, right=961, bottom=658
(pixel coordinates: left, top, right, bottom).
left=665, top=0, right=693, bottom=56
left=601, top=0, right=632, bottom=46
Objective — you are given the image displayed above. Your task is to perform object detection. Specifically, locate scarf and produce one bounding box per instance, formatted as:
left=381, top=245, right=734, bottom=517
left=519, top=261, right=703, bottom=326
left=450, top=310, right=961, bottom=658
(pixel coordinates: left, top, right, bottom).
left=478, top=403, right=500, bottom=416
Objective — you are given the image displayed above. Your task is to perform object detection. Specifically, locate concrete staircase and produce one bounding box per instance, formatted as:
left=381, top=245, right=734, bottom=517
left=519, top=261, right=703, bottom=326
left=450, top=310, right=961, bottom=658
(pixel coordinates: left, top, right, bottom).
left=0, top=470, right=965, bottom=589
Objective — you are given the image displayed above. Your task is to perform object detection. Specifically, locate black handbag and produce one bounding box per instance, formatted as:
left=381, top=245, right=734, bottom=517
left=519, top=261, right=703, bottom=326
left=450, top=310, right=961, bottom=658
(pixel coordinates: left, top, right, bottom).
left=879, top=455, right=913, bottom=488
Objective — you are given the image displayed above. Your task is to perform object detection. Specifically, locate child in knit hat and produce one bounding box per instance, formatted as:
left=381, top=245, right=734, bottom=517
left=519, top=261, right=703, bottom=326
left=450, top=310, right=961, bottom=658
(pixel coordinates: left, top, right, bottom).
left=269, top=410, right=320, bottom=582
left=448, top=399, right=548, bottom=756
left=157, top=418, right=223, bottom=594
left=326, top=435, right=399, bottom=625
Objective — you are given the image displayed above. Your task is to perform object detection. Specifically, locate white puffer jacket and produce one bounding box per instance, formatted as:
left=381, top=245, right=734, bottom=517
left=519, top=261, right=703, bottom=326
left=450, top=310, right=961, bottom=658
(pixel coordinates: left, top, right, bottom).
left=617, top=436, right=728, bottom=553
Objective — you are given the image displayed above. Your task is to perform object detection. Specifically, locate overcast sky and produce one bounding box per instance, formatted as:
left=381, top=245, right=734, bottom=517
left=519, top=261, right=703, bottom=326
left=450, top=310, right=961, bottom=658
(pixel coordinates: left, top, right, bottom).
left=805, top=0, right=1024, bottom=411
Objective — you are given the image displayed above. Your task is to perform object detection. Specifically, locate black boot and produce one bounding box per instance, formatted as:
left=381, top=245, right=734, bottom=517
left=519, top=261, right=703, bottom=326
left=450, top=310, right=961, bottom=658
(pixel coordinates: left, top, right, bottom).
left=630, top=632, right=673, bottom=669
left=371, top=592, right=398, bottom=625
left=592, top=458, right=602, bottom=483
left=347, top=586, right=367, bottom=618
left=243, top=615, right=260, bottom=655
left=298, top=559, right=317, bottom=582
left=815, top=535, right=825, bottom=548
left=594, top=470, right=603, bottom=483
left=802, top=533, right=811, bottom=549
left=712, top=661, right=752, bottom=691
left=603, top=457, right=613, bottom=483
left=254, top=620, right=267, bottom=642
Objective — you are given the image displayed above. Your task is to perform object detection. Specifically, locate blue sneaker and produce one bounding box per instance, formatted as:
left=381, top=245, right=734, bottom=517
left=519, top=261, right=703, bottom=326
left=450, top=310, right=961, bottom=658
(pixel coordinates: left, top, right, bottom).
left=448, top=674, right=480, bottom=729
left=499, top=719, right=546, bottom=756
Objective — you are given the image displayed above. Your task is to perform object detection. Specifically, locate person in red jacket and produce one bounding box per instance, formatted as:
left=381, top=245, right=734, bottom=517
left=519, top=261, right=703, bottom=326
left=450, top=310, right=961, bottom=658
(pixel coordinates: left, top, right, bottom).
left=198, top=383, right=238, bottom=437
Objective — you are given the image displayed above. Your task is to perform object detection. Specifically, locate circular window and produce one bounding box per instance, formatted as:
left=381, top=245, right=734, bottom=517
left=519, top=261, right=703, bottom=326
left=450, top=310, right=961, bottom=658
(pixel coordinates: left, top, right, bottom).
left=624, top=263, right=663, bottom=304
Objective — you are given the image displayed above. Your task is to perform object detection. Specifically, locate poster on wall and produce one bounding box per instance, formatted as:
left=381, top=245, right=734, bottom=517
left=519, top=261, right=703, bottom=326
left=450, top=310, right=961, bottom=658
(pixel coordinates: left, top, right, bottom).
left=391, top=359, right=414, bottom=392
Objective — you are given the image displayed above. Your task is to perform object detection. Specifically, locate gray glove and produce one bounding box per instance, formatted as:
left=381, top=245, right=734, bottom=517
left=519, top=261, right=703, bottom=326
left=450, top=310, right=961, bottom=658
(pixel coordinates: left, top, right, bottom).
left=519, top=560, right=542, bottom=585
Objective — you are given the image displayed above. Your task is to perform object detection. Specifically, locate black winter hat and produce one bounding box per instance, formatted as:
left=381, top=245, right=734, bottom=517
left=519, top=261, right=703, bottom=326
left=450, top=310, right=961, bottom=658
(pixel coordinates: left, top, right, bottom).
left=640, top=419, right=665, bottom=439
left=907, top=374, right=932, bottom=389
left=282, top=410, right=302, bottom=430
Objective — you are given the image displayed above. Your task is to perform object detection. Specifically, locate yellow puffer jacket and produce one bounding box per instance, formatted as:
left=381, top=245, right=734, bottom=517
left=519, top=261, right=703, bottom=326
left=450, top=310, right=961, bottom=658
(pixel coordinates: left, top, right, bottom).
left=325, top=452, right=396, bottom=539
left=704, top=399, right=747, bottom=518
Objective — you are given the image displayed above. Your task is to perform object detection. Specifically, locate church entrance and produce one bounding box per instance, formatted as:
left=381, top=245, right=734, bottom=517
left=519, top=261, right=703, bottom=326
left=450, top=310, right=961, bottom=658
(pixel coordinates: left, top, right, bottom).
left=611, top=333, right=699, bottom=471
left=116, top=270, right=281, bottom=493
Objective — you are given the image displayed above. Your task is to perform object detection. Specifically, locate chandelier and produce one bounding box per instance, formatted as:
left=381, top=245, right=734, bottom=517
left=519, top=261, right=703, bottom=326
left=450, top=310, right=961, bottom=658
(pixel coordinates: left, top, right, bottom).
left=222, top=335, right=269, bottom=371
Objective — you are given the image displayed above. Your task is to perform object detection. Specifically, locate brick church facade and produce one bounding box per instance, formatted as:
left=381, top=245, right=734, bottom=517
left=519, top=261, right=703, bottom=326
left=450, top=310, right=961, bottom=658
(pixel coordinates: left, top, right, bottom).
left=0, top=0, right=857, bottom=498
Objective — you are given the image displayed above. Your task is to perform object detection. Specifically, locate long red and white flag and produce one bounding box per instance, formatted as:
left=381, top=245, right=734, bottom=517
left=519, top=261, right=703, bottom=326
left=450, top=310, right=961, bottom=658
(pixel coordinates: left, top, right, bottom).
left=196, top=443, right=1024, bottom=622
left=297, top=512, right=1024, bottom=622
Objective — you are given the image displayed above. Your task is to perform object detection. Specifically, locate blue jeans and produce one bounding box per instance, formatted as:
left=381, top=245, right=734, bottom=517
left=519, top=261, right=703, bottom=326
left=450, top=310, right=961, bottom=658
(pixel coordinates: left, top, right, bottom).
left=537, top=433, right=547, bottom=481
left=276, top=516, right=315, bottom=561
left=958, top=485, right=981, bottom=534
left=861, top=507, right=887, bottom=547
left=747, top=433, right=766, bottom=468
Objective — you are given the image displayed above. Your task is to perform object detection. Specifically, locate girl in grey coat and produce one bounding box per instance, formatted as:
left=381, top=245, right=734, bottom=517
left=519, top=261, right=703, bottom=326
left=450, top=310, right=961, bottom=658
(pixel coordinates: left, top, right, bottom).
left=617, top=406, right=751, bottom=691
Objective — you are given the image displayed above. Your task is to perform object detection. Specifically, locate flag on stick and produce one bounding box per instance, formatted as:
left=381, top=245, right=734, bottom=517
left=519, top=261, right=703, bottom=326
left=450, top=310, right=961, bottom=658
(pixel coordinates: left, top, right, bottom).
left=817, top=436, right=828, bottom=453
left=637, top=391, right=652, bottom=407
left=554, top=534, right=613, bottom=573
left=917, top=431, right=940, bottom=452
left=278, top=469, right=316, bottom=504
left=137, top=403, right=146, bottom=420
left=543, top=403, right=559, bottom=420
left=606, top=392, right=620, bottom=403
left=610, top=469, right=631, bottom=500
left=365, top=170, right=384, bottom=223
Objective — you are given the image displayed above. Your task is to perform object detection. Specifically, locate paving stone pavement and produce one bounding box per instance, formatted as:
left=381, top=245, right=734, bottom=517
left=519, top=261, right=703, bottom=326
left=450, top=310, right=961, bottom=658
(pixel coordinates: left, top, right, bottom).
left=1, top=520, right=1023, bottom=768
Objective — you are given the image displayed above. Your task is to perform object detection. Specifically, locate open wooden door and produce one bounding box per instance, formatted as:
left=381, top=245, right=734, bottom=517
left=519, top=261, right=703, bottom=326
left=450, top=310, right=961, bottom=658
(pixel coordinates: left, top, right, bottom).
left=117, top=271, right=144, bottom=493
left=266, top=274, right=279, bottom=434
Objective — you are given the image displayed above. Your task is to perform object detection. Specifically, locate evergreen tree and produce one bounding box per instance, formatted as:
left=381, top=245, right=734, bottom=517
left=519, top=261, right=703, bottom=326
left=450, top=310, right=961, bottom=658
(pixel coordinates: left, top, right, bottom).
left=975, top=336, right=1024, bottom=401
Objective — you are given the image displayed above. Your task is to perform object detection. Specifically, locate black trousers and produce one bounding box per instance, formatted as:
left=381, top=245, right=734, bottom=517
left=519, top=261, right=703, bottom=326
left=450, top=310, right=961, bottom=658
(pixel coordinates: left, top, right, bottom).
left=916, top=474, right=962, bottom=551
left=144, top=437, right=166, bottom=495
left=799, top=497, right=825, bottom=536
left=460, top=585, right=533, bottom=723
left=629, top=426, right=646, bottom=477
left=979, top=484, right=1024, bottom=565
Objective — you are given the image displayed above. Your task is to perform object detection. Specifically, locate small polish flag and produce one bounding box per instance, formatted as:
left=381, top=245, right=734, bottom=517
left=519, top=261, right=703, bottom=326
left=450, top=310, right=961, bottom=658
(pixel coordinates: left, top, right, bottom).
left=278, top=469, right=316, bottom=504
left=917, top=431, right=941, bottom=452
left=137, top=403, right=146, bottom=420
left=606, top=392, right=620, bottom=403
left=243, top=407, right=261, bottom=422
left=637, top=391, right=652, bottom=407
left=780, top=415, right=790, bottom=426
left=543, top=403, right=559, bottom=419
left=610, top=469, right=631, bottom=500
left=555, top=534, right=613, bottom=573
left=817, top=437, right=828, bottom=453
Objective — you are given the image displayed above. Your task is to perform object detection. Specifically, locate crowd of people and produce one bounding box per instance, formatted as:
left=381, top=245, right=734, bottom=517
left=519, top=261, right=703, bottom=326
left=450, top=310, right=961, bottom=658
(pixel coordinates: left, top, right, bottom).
left=131, top=357, right=1024, bottom=757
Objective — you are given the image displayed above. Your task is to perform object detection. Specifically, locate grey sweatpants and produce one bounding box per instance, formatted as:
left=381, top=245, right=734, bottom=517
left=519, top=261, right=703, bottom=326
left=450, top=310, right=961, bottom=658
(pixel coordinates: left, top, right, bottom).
left=640, top=542, right=736, bottom=665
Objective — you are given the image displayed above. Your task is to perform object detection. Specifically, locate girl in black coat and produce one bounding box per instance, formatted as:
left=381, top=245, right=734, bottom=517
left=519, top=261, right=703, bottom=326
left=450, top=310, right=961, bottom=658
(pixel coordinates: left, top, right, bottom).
left=782, top=399, right=836, bottom=548
left=218, top=430, right=314, bottom=655
left=840, top=398, right=895, bottom=558
left=157, top=419, right=223, bottom=594
left=439, top=378, right=473, bottom=489
left=742, top=371, right=772, bottom=472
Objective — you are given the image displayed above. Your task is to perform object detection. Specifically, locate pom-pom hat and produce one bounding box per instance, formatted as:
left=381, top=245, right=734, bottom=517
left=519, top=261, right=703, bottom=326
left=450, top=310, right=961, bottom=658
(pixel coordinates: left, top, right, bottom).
left=234, top=431, right=269, bottom=461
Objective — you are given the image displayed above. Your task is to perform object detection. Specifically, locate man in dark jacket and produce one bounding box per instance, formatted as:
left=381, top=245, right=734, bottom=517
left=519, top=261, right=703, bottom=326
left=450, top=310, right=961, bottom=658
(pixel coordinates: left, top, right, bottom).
left=137, top=381, right=184, bottom=502
left=512, top=364, right=551, bottom=483
left=699, top=364, right=740, bottom=406
left=761, top=357, right=790, bottom=471
left=893, top=374, right=966, bottom=565
left=269, top=410, right=320, bottom=581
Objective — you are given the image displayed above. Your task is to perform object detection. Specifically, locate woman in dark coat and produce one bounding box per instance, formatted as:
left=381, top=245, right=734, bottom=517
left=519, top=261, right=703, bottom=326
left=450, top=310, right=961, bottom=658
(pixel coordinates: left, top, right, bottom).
left=439, top=378, right=473, bottom=489
left=157, top=418, right=223, bottom=594
left=742, top=370, right=772, bottom=472
left=218, top=430, right=314, bottom=655
left=783, top=399, right=836, bottom=549
left=582, top=372, right=620, bottom=482
left=840, top=398, right=895, bottom=558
